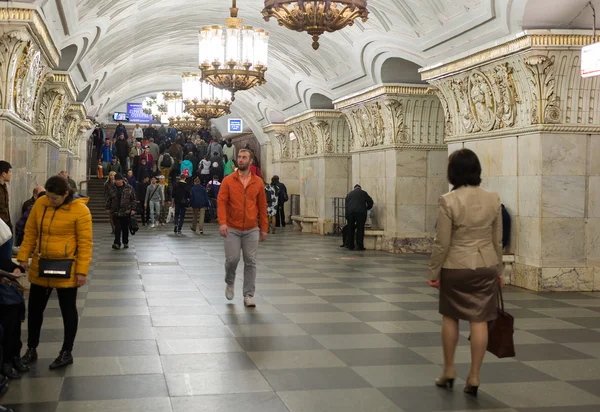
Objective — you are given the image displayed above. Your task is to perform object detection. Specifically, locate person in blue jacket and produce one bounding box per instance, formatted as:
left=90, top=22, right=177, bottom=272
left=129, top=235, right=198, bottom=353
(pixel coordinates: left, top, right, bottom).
left=189, top=177, right=210, bottom=234
left=100, top=139, right=114, bottom=172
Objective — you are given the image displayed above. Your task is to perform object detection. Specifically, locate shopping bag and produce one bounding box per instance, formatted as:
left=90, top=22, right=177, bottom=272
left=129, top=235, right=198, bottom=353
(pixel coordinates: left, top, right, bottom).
left=166, top=206, right=175, bottom=223
left=0, top=218, right=12, bottom=246
left=97, top=161, right=103, bottom=179
left=487, top=288, right=516, bottom=358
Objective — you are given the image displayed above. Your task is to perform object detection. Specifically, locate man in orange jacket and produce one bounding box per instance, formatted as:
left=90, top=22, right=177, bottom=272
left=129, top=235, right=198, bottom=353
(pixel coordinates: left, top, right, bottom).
left=217, top=149, right=268, bottom=307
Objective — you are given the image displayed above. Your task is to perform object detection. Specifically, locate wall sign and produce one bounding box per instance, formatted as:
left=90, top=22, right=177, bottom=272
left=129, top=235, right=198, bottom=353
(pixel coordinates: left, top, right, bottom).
left=228, top=118, right=243, bottom=133
left=581, top=42, right=600, bottom=78
left=127, top=103, right=154, bottom=123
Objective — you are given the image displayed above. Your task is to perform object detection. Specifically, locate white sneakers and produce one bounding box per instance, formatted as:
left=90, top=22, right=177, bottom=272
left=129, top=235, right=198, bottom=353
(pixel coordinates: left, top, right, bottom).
left=150, top=224, right=155, bottom=228
left=226, top=284, right=234, bottom=300
left=225, top=285, right=256, bottom=307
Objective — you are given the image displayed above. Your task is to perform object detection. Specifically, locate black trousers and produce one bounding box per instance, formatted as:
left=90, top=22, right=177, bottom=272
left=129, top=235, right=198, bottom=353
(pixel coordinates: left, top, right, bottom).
left=28, top=284, right=78, bottom=352
left=114, top=215, right=130, bottom=246
left=347, top=213, right=367, bottom=249
left=275, top=203, right=286, bottom=227
left=0, top=304, right=23, bottom=361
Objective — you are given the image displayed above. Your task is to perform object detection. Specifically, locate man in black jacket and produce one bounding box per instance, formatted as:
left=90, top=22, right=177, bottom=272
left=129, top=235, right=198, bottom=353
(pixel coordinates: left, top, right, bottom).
left=114, top=133, right=130, bottom=171
left=345, top=184, right=374, bottom=251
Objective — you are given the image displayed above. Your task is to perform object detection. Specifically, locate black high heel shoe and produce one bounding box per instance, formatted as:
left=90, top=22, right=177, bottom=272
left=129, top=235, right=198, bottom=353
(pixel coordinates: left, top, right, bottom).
left=435, top=376, right=455, bottom=389
left=464, top=383, right=479, bottom=397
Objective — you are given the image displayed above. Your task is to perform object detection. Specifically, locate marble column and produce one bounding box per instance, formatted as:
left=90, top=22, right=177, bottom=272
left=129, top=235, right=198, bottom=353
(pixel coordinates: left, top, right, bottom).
left=334, top=85, right=446, bottom=253
left=260, top=140, right=273, bottom=181
left=263, top=124, right=300, bottom=222
left=422, top=30, right=600, bottom=291
left=284, top=111, right=352, bottom=234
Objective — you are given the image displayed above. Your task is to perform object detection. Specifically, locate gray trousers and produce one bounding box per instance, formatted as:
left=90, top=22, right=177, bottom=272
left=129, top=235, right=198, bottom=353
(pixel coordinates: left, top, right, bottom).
left=224, top=227, right=259, bottom=297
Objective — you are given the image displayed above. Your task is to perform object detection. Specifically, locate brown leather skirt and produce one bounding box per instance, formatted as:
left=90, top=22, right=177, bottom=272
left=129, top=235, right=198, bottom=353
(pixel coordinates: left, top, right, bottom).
left=439, top=267, right=499, bottom=322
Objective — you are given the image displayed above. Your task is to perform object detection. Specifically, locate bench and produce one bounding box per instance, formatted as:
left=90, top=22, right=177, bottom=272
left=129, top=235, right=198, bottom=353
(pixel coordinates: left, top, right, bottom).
left=363, top=228, right=385, bottom=250
left=291, top=216, right=319, bottom=233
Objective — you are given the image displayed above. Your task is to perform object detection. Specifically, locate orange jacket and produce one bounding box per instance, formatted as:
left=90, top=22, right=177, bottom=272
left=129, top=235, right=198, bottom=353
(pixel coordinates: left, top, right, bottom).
left=218, top=171, right=268, bottom=233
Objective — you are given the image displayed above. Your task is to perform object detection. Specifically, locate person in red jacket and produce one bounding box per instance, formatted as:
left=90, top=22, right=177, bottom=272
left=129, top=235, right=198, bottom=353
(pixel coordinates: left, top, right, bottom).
left=218, top=149, right=268, bottom=307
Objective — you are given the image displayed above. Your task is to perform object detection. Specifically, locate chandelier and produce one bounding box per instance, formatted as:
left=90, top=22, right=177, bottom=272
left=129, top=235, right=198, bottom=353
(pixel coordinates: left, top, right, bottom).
left=142, top=92, right=184, bottom=123
left=198, top=0, right=269, bottom=101
left=262, top=0, right=369, bottom=50
left=182, top=73, right=233, bottom=121
left=168, top=115, right=206, bottom=133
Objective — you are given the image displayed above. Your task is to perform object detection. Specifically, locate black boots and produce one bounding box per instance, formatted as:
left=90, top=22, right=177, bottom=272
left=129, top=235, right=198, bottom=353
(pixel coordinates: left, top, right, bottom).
left=21, top=348, right=38, bottom=365
left=12, top=356, right=29, bottom=374
left=49, top=351, right=73, bottom=370
left=1, top=364, right=19, bottom=380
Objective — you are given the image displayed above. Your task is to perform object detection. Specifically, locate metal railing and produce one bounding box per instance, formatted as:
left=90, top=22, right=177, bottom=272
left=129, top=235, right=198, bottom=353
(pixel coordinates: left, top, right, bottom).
left=329, top=197, right=345, bottom=236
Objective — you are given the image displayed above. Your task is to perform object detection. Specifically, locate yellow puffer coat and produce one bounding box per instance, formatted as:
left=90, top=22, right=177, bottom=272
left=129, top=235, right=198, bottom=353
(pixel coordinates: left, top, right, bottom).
left=17, top=196, right=93, bottom=288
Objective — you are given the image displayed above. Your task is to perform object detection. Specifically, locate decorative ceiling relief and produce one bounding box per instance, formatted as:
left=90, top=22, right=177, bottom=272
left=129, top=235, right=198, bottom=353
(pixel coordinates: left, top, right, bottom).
left=284, top=111, right=350, bottom=157
left=335, top=85, right=444, bottom=150
left=524, top=55, right=560, bottom=125
left=421, top=33, right=600, bottom=141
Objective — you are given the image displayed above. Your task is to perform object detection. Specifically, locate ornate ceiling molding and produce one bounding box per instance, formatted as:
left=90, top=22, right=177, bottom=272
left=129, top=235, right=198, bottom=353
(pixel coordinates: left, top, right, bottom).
left=0, top=7, right=60, bottom=67
left=426, top=32, right=600, bottom=140
left=335, top=84, right=445, bottom=150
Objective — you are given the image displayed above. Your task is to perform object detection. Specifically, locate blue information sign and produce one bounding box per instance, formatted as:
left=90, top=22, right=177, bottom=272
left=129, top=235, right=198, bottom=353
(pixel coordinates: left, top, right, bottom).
left=228, top=118, right=243, bottom=133
left=127, top=103, right=154, bottom=123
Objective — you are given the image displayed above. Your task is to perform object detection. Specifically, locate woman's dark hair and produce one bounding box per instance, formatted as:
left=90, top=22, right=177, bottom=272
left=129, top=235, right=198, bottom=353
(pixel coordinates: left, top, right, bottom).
left=223, top=154, right=228, bottom=162
left=447, top=148, right=482, bottom=190
left=45, top=176, right=75, bottom=202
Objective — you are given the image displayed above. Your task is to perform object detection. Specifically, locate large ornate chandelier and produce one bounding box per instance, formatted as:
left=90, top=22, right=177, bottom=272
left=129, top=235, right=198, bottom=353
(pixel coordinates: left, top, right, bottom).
left=198, top=0, right=269, bottom=101
left=262, top=0, right=369, bottom=50
left=143, top=92, right=205, bottom=132
left=182, top=73, right=233, bottom=121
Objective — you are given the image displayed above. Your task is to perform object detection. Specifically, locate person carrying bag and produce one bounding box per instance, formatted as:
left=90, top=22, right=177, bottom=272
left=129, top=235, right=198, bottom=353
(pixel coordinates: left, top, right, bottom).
left=16, top=176, right=93, bottom=371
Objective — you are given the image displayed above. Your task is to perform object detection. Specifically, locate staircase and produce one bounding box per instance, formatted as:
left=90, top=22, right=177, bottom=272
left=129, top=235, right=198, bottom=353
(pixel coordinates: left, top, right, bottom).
left=87, top=178, right=109, bottom=223
left=86, top=177, right=199, bottom=224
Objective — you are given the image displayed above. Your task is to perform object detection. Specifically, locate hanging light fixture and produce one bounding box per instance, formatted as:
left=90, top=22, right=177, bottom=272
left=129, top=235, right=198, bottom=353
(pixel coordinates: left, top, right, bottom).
left=262, top=0, right=368, bottom=50
left=198, top=0, right=269, bottom=101
left=182, top=73, right=233, bottom=121
left=168, top=115, right=206, bottom=133
left=143, top=92, right=184, bottom=123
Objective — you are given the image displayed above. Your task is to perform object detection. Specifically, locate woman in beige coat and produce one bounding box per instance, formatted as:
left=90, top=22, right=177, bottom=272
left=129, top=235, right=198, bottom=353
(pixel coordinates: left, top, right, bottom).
left=428, top=149, right=503, bottom=397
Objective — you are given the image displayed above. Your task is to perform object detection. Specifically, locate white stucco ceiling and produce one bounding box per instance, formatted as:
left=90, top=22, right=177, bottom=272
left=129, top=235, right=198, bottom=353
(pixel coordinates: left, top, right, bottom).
left=30, top=0, right=576, bottom=142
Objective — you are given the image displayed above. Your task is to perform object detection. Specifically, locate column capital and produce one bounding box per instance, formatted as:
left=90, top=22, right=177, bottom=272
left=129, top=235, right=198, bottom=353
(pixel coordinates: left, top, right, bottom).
left=334, top=84, right=445, bottom=151
left=263, top=123, right=299, bottom=162
left=284, top=110, right=350, bottom=158
left=422, top=30, right=600, bottom=142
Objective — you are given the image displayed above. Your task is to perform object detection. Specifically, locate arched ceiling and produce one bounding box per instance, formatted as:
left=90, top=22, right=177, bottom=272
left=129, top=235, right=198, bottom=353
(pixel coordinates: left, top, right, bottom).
left=36, top=0, right=537, bottom=141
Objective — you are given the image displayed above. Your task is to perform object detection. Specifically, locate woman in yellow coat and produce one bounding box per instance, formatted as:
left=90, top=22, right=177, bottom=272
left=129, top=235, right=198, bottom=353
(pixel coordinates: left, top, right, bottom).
left=16, top=176, right=92, bottom=370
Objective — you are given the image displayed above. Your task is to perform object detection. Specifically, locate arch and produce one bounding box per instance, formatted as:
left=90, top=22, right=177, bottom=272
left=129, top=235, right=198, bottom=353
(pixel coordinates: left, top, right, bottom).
left=522, top=0, right=600, bottom=29
left=77, top=84, right=92, bottom=102
left=309, top=93, right=334, bottom=110
left=380, top=57, right=426, bottom=84
left=58, top=44, right=78, bottom=71
left=266, top=108, right=285, bottom=124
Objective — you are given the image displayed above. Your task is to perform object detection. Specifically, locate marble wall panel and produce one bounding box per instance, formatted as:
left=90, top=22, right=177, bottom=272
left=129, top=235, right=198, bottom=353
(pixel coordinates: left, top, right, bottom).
left=359, top=151, right=385, bottom=178
left=324, top=156, right=350, bottom=179
left=540, top=267, right=593, bottom=292
left=541, top=218, right=586, bottom=267
left=541, top=176, right=585, bottom=218
left=426, top=177, right=448, bottom=206
left=518, top=216, right=541, bottom=261
left=588, top=176, right=600, bottom=218
left=594, top=268, right=600, bottom=291
left=512, top=263, right=541, bottom=291
left=395, top=204, right=426, bottom=234
left=425, top=204, right=439, bottom=233
left=518, top=134, right=542, bottom=176
left=586, top=218, right=600, bottom=266
left=447, top=143, right=463, bottom=155
left=352, top=154, right=360, bottom=184
left=396, top=150, right=427, bottom=177
left=466, top=139, right=502, bottom=177
left=518, top=176, right=541, bottom=218
left=541, top=134, right=587, bottom=176
left=501, top=136, right=517, bottom=176
left=590, top=135, right=600, bottom=176
left=396, top=177, right=427, bottom=205
left=427, top=151, right=448, bottom=178
left=385, top=150, right=396, bottom=178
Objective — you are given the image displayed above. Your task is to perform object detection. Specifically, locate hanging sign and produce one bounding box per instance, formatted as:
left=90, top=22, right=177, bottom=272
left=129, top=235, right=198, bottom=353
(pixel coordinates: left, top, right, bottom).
left=581, top=42, right=600, bottom=78
left=228, top=118, right=243, bottom=133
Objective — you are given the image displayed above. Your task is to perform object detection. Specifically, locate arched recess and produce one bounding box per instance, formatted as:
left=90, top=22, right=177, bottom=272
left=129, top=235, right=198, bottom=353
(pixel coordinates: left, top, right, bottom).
left=380, top=57, right=426, bottom=84
left=309, top=93, right=334, bottom=110
left=58, top=44, right=78, bottom=71
left=77, top=84, right=92, bottom=102
left=267, top=109, right=285, bottom=124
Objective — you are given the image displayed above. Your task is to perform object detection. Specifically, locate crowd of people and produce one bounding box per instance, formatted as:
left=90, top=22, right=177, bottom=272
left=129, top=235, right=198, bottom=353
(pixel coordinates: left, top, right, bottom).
left=98, top=124, right=289, bottom=249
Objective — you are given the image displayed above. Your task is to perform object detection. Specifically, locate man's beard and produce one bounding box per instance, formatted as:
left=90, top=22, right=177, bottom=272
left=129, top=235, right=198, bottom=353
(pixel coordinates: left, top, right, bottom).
left=238, top=163, right=249, bottom=171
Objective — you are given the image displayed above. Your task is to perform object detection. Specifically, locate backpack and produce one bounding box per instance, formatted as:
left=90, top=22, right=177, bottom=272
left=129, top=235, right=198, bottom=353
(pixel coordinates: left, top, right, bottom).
left=161, top=154, right=172, bottom=168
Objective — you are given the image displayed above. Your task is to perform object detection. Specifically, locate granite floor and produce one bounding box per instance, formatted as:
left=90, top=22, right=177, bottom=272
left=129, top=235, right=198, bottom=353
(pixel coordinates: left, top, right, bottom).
left=4, top=223, right=600, bottom=411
